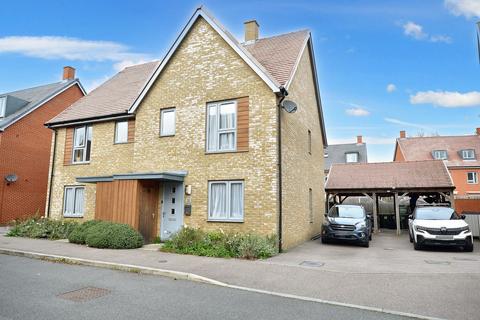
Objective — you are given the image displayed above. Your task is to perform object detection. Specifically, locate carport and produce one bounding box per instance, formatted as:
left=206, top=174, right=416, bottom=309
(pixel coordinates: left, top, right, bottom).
left=325, top=160, right=455, bottom=235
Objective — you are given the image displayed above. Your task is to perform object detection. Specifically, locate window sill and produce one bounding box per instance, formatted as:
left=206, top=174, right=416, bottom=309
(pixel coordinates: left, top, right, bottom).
left=69, top=161, right=91, bottom=166
left=63, top=215, right=84, bottom=218
left=207, top=219, right=244, bottom=223
left=159, top=134, right=175, bottom=138
left=205, top=150, right=248, bottom=155
left=114, top=141, right=130, bottom=145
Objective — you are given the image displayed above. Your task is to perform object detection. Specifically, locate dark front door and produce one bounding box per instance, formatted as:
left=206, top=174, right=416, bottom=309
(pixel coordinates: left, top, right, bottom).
left=138, top=181, right=159, bottom=243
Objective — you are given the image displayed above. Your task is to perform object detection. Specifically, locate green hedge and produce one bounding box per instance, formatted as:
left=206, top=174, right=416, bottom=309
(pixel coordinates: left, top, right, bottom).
left=84, top=221, right=144, bottom=249
left=7, top=217, right=78, bottom=240
left=67, top=220, right=102, bottom=244
left=161, top=227, right=277, bottom=259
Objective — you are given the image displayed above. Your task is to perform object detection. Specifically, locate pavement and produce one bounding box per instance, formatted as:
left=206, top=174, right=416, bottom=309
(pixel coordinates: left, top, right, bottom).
left=1, top=231, right=479, bottom=320
left=0, top=254, right=410, bottom=320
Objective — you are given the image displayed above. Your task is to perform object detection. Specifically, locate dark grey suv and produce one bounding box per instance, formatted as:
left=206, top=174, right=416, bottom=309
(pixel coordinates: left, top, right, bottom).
left=321, top=205, right=372, bottom=247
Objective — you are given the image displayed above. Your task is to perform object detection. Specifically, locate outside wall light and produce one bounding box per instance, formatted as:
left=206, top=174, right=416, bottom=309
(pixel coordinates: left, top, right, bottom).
left=4, top=174, right=18, bottom=186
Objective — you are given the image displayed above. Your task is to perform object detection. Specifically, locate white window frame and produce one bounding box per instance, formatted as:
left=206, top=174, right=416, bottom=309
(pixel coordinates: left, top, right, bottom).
left=208, top=180, right=244, bottom=222
left=160, top=108, right=176, bottom=136
left=462, top=149, right=475, bottom=160
left=206, top=100, right=237, bottom=152
left=63, top=186, right=85, bottom=217
left=433, top=150, right=448, bottom=160
left=345, top=152, right=358, bottom=163
left=0, top=97, right=6, bottom=118
left=114, top=121, right=129, bottom=144
left=467, top=172, right=478, bottom=184
left=72, top=125, right=92, bottom=164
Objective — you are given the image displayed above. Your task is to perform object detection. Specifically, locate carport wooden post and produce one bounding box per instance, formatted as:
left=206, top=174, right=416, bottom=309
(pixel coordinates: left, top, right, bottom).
left=394, top=192, right=401, bottom=236
left=372, top=193, right=378, bottom=234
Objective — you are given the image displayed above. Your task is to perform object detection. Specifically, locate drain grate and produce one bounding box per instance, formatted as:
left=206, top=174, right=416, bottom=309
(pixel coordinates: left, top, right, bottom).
left=57, top=287, right=110, bottom=302
left=424, top=260, right=451, bottom=265
left=383, top=248, right=394, bottom=251
left=300, top=260, right=324, bottom=267
left=158, top=259, right=168, bottom=263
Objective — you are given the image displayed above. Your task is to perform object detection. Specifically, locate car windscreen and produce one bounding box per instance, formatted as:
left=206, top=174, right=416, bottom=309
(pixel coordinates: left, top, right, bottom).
left=415, top=207, right=456, bottom=220
left=328, top=206, right=365, bottom=219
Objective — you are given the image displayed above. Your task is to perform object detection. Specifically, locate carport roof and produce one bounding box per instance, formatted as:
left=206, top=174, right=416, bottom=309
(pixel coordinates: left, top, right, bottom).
left=325, top=160, right=454, bottom=192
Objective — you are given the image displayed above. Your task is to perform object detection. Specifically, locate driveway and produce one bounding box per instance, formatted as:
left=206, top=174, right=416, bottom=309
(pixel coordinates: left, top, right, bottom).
left=268, top=230, right=480, bottom=274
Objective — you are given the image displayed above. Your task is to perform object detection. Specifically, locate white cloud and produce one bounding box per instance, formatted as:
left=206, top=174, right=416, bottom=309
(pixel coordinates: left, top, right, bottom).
left=410, top=90, right=480, bottom=107
left=386, top=83, right=396, bottom=93
left=345, top=107, right=370, bottom=116
left=445, top=0, right=480, bottom=19
left=384, top=117, right=471, bottom=130
left=403, top=21, right=427, bottom=40
left=0, top=36, right=151, bottom=71
left=113, top=59, right=151, bottom=72
left=402, top=21, right=451, bottom=43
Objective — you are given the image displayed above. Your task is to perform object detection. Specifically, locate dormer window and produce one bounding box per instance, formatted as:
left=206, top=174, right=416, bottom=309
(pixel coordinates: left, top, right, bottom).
left=0, top=97, right=6, bottom=118
left=461, top=149, right=475, bottom=160
left=345, top=152, right=359, bottom=163
left=432, top=150, right=447, bottom=160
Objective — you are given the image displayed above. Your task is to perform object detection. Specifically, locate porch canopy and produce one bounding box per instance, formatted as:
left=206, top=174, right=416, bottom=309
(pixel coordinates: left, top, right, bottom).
left=325, top=160, right=455, bottom=235
left=76, top=171, right=187, bottom=183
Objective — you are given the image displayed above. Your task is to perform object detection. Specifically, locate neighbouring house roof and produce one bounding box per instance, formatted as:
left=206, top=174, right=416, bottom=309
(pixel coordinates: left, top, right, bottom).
left=46, top=6, right=327, bottom=145
left=324, top=142, right=368, bottom=171
left=396, top=135, right=480, bottom=168
left=47, top=61, right=159, bottom=126
left=0, top=79, right=84, bottom=131
left=325, top=160, right=454, bottom=192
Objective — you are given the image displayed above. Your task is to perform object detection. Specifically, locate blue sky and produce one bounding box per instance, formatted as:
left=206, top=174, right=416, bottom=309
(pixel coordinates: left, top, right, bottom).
left=0, top=0, right=479, bottom=161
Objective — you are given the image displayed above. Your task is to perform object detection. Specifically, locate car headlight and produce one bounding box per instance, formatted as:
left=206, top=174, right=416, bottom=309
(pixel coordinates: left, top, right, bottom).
left=415, top=225, right=427, bottom=232
left=355, top=222, right=366, bottom=229
left=460, top=226, right=470, bottom=232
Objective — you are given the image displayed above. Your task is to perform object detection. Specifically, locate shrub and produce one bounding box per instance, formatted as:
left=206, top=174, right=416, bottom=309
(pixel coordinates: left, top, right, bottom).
left=84, top=221, right=144, bottom=249
left=161, top=227, right=277, bottom=259
left=68, top=220, right=102, bottom=244
left=7, top=217, right=78, bottom=240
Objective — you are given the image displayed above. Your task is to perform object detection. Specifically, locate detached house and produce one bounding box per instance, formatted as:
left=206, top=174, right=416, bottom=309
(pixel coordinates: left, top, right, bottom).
left=45, top=7, right=327, bottom=249
left=393, top=129, right=480, bottom=214
left=324, top=135, right=367, bottom=176
left=0, top=67, right=85, bottom=224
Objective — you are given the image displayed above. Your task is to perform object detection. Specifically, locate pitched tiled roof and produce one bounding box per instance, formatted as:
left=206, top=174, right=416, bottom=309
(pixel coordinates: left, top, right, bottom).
left=324, top=142, right=368, bottom=170
left=0, top=80, right=82, bottom=131
left=325, top=160, right=454, bottom=191
left=397, top=135, right=480, bottom=168
left=242, top=30, right=309, bottom=87
left=47, top=61, right=159, bottom=125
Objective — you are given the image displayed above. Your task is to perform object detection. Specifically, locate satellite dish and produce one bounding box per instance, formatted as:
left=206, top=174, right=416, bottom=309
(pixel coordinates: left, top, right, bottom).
left=282, top=100, right=298, bottom=113
left=5, top=174, right=17, bottom=184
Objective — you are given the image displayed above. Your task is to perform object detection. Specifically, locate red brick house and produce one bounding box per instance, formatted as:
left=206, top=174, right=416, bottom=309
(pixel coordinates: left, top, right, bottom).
left=0, top=67, right=85, bottom=224
left=393, top=129, right=480, bottom=214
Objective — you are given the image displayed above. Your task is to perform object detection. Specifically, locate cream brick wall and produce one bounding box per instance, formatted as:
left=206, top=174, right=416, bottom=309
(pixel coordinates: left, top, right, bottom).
left=280, top=44, right=326, bottom=249
left=49, top=121, right=134, bottom=221
left=133, top=18, right=279, bottom=236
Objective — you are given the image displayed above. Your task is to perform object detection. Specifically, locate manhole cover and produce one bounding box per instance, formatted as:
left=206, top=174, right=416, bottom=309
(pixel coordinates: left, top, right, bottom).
left=57, top=287, right=110, bottom=302
left=424, top=260, right=451, bottom=265
left=453, top=257, right=478, bottom=262
left=300, top=261, right=324, bottom=267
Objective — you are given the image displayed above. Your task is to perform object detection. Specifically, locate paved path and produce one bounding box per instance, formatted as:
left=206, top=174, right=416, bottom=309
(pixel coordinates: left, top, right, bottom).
left=0, top=255, right=409, bottom=320
left=1, top=234, right=479, bottom=319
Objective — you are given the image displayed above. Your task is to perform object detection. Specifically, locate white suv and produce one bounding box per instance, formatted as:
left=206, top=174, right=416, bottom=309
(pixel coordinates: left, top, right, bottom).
left=408, top=206, right=473, bottom=252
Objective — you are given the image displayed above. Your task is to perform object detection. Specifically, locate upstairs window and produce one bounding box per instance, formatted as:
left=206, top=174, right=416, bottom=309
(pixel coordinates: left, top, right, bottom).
left=115, top=121, right=128, bottom=143
left=467, top=172, right=478, bottom=184
left=207, top=100, right=237, bottom=152
left=461, top=149, right=475, bottom=160
left=432, top=150, right=448, bottom=160
left=73, top=125, right=92, bottom=163
left=160, top=108, right=176, bottom=136
left=0, top=97, right=6, bottom=118
left=345, top=152, right=358, bottom=163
